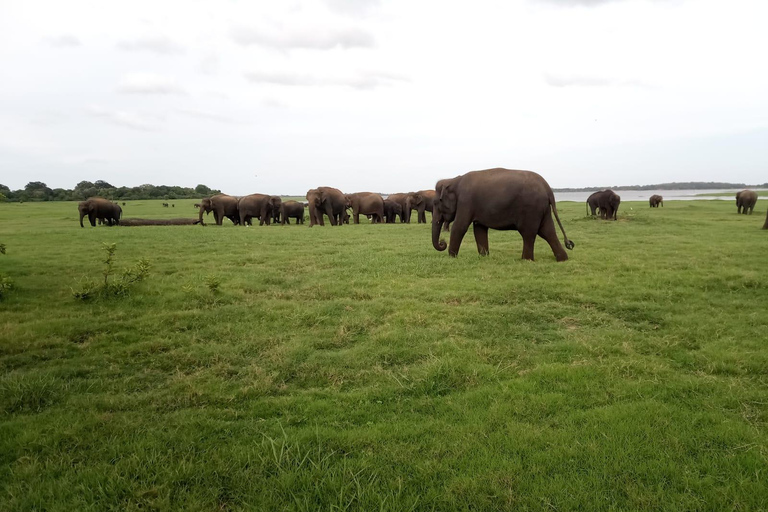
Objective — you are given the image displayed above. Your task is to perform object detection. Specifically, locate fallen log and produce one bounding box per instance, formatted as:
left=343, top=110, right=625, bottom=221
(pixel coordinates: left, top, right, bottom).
left=119, top=218, right=202, bottom=226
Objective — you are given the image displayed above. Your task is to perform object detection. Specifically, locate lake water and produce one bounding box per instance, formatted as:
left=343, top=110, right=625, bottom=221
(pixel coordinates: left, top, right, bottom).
left=553, top=189, right=767, bottom=203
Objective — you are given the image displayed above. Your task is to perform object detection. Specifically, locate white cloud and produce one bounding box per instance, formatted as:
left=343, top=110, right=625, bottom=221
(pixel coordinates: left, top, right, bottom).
left=244, top=70, right=407, bottom=89
left=175, top=108, right=240, bottom=124
left=230, top=24, right=374, bottom=50
left=44, top=34, right=81, bottom=47
left=117, top=73, right=185, bottom=95
left=87, top=105, right=160, bottom=131
left=116, top=34, right=184, bottom=54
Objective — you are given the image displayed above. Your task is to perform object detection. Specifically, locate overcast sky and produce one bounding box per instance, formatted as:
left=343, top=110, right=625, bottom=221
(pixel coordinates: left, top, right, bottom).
left=1, top=0, right=767, bottom=194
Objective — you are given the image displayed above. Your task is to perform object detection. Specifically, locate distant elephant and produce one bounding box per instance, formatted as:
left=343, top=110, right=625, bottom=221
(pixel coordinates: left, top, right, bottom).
left=78, top=197, right=121, bottom=227
left=162, top=203, right=169, bottom=208
left=736, top=190, right=757, bottom=215
left=238, top=194, right=281, bottom=226
left=385, top=193, right=409, bottom=223
left=586, top=189, right=621, bottom=220
left=406, top=190, right=437, bottom=223
left=280, top=200, right=305, bottom=225
left=433, top=168, right=574, bottom=261
left=346, top=192, right=384, bottom=223
left=383, top=199, right=403, bottom=223
left=649, top=195, right=663, bottom=208
left=306, top=187, right=347, bottom=226
left=198, top=194, right=240, bottom=225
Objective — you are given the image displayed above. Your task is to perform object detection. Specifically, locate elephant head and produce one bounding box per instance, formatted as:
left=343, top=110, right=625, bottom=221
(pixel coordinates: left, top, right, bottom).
left=197, top=197, right=213, bottom=224
left=432, top=178, right=459, bottom=251
left=78, top=201, right=91, bottom=227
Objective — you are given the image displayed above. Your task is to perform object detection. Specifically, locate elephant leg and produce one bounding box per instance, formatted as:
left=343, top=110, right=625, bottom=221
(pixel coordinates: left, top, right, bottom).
left=448, top=215, right=471, bottom=257
left=538, top=215, right=568, bottom=262
left=354, top=208, right=360, bottom=224
left=89, top=212, right=97, bottom=226
left=324, top=204, right=337, bottom=226
left=520, top=231, right=537, bottom=261
left=419, top=207, right=426, bottom=223
left=473, top=223, right=489, bottom=256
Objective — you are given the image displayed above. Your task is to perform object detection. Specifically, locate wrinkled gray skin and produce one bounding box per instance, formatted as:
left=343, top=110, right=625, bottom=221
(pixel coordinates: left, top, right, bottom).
left=346, top=192, right=384, bottom=223
left=405, top=190, right=437, bottom=223
left=649, top=195, right=663, bottom=208
left=736, top=190, right=757, bottom=215
left=280, top=200, right=305, bottom=225
left=586, top=189, right=621, bottom=220
left=383, top=199, right=403, bottom=223
left=238, top=194, right=281, bottom=226
left=306, top=187, right=347, bottom=226
left=432, top=168, right=574, bottom=261
left=198, top=194, right=240, bottom=225
left=79, top=197, right=121, bottom=227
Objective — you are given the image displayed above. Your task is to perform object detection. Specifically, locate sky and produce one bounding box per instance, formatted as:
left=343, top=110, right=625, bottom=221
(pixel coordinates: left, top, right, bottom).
left=1, top=0, right=767, bottom=195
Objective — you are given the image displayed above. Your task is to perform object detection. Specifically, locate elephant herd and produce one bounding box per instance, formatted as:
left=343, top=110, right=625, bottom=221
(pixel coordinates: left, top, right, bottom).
left=77, top=171, right=766, bottom=261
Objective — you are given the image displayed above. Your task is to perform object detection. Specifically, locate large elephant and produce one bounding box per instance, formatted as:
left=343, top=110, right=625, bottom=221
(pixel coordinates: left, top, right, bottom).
left=280, top=200, right=305, bottom=225
left=649, top=195, right=663, bottom=208
left=238, top=194, right=281, bottom=226
left=306, top=187, right=347, bottom=226
left=405, top=190, right=437, bottom=223
left=383, top=199, right=403, bottom=223
left=78, top=197, right=121, bottom=227
left=346, top=192, right=384, bottom=224
left=586, top=189, right=621, bottom=220
left=198, top=194, right=240, bottom=225
left=432, top=168, right=574, bottom=261
left=736, top=190, right=757, bottom=215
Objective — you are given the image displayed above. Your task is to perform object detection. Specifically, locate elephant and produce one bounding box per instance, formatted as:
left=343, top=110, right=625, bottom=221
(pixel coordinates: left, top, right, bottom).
left=385, top=193, right=409, bottom=223
left=78, top=197, right=122, bottom=227
left=306, top=187, right=347, bottom=226
left=736, top=190, right=757, bottom=215
left=346, top=192, right=384, bottom=223
left=432, top=168, right=575, bottom=261
left=405, top=190, right=437, bottom=223
left=280, top=200, right=305, bottom=225
left=198, top=194, right=240, bottom=225
left=238, top=194, right=281, bottom=226
left=586, top=189, right=621, bottom=220
left=649, top=195, right=663, bottom=208
left=383, top=199, right=404, bottom=223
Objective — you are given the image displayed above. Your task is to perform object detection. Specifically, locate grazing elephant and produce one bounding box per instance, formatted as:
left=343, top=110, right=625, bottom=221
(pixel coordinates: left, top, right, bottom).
left=736, top=190, right=757, bottom=215
left=432, top=168, right=574, bottom=261
left=306, top=187, right=347, bottom=226
left=649, top=195, right=663, bottom=207
left=586, top=189, right=621, bottom=220
left=198, top=194, right=240, bottom=225
left=78, top=197, right=122, bottom=227
left=280, top=200, right=305, bottom=225
left=346, top=192, right=384, bottom=223
left=238, top=194, right=281, bottom=226
left=383, top=199, right=404, bottom=223
left=406, top=190, right=437, bottom=223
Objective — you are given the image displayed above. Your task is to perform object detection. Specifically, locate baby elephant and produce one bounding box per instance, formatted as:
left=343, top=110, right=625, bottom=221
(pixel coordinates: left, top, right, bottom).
left=736, top=190, right=757, bottom=215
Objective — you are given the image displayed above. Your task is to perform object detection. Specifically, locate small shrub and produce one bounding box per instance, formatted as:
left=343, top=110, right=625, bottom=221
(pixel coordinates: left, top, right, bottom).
left=72, top=243, right=151, bottom=300
left=0, top=274, right=13, bottom=300
left=204, top=274, right=221, bottom=293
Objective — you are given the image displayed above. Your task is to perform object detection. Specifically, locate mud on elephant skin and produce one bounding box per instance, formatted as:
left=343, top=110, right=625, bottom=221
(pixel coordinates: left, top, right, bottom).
left=238, top=194, right=281, bottom=226
left=79, top=197, right=122, bottom=227
left=432, top=168, right=574, bottom=261
left=736, top=190, right=757, bottom=215
left=306, top=187, right=347, bottom=226
left=346, top=192, right=384, bottom=224
left=198, top=194, right=240, bottom=226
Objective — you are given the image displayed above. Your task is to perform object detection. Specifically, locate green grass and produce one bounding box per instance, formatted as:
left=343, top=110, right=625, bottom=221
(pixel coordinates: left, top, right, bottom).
left=1, top=198, right=767, bottom=511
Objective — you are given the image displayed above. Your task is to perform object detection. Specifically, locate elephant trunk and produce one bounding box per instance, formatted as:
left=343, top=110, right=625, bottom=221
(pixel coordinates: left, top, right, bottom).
left=432, top=216, right=447, bottom=251
left=79, top=211, right=85, bottom=228
left=198, top=205, right=206, bottom=225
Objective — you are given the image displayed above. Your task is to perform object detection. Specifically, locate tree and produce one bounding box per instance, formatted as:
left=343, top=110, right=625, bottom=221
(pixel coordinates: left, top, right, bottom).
left=94, top=180, right=114, bottom=189
left=195, top=184, right=212, bottom=196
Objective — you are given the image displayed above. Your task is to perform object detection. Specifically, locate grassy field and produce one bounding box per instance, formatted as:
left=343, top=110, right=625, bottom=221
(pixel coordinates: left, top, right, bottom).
left=1, top=198, right=767, bottom=511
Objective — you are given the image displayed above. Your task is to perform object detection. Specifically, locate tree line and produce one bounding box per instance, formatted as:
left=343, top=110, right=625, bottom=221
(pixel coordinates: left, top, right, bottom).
left=553, top=181, right=768, bottom=192
left=0, top=181, right=221, bottom=202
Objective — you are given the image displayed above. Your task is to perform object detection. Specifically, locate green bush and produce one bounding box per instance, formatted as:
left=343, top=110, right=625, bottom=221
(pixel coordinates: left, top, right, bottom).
left=72, top=243, right=150, bottom=300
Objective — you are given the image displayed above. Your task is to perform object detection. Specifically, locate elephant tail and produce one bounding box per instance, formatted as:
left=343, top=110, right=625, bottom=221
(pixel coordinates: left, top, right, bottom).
left=550, top=190, right=574, bottom=250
